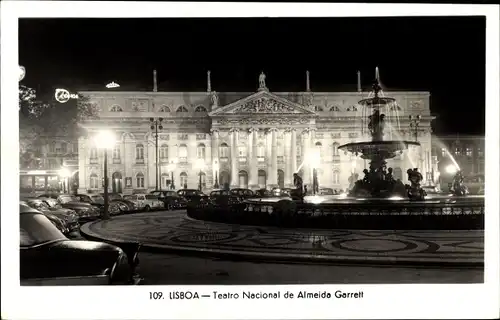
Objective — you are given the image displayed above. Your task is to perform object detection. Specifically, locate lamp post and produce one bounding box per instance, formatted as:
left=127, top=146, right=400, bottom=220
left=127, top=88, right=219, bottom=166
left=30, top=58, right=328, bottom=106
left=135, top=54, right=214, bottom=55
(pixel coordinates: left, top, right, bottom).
left=58, top=168, right=71, bottom=194
left=167, top=158, right=177, bottom=190
left=409, top=115, right=421, bottom=142
left=195, top=159, right=205, bottom=192
left=213, top=159, right=219, bottom=189
left=150, top=118, right=163, bottom=191
left=94, top=130, right=116, bottom=220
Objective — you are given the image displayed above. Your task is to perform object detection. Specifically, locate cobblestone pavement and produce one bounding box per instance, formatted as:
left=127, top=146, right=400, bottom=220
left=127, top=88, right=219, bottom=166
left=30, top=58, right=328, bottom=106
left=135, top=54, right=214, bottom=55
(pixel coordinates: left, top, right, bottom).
left=81, top=211, right=484, bottom=266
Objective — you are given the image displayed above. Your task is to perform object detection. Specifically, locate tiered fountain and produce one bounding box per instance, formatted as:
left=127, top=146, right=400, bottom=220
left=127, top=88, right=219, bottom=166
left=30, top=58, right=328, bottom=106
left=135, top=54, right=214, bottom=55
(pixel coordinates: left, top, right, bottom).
left=338, top=71, right=425, bottom=200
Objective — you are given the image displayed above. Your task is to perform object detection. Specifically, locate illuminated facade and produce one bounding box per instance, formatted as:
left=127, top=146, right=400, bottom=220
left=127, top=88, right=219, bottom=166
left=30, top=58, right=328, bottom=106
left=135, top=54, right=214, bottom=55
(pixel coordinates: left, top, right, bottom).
left=431, top=134, right=485, bottom=193
left=77, top=76, right=433, bottom=194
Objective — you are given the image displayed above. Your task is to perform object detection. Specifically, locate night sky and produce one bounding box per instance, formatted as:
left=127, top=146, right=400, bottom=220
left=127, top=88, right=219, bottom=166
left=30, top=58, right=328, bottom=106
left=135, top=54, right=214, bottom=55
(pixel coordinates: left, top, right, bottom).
left=18, top=16, right=485, bottom=135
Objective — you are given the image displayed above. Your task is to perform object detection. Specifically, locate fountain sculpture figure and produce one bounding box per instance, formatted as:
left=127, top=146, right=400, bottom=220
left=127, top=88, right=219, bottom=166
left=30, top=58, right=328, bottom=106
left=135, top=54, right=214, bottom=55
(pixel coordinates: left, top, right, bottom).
left=450, top=170, right=470, bottom=196
left=338, top=71, right=423, bottom=200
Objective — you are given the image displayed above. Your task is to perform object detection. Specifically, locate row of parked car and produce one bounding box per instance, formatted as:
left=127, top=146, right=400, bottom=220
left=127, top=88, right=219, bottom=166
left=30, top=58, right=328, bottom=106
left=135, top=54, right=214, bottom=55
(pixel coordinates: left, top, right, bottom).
left=19, top=202, right=142, bottom=285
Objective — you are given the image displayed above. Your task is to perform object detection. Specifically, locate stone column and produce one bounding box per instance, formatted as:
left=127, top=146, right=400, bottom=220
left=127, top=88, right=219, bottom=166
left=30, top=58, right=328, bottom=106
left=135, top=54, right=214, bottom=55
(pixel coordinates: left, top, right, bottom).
left=290, top=128, right=298, bottom=177
left=268, top=128, right=279, bottom=187
left=210, top=129, right=219, bottom=177
left=78, top=136, right=87, bottom=193
left=230, top=128, right=239, bottom=188
left=301, top=128, right=311, bottom=186
left=284, top=128, right=293, bottom=187
left=248, top=128, right=259, bottom=188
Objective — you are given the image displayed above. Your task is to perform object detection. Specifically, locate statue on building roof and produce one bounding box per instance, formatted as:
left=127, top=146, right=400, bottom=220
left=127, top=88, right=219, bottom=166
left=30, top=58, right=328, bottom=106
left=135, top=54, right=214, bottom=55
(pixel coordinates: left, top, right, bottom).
left=210, top=91, right=219, bottom=107
left=259, top=71, right=267, bottom=90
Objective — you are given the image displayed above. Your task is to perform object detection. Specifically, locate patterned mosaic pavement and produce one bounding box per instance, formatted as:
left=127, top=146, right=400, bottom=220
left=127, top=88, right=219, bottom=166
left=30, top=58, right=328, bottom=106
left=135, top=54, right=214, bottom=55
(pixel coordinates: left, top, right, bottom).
left=80, top=211, right=484, bottom=266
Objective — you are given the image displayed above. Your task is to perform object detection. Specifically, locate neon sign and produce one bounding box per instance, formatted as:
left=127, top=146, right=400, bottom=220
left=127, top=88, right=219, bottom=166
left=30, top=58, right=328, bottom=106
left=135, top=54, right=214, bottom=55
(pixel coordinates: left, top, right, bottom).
left=106, top=81, right=120, bottom=89
left=55, top=88, right=79, bottom=103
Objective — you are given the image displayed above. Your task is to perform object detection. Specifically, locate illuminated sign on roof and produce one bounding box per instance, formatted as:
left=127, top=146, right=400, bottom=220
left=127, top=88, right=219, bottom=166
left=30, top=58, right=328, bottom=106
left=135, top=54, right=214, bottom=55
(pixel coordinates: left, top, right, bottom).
left=55, top=88, right=79, bottom=103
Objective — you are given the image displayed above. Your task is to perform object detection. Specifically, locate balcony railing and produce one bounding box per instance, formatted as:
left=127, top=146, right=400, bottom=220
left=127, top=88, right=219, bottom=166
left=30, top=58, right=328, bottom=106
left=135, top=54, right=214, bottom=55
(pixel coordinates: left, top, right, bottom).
left=89, top=158, right=99, bottom=164
left=112, top=158, right=121, bottom=164
left=135, top=158, right=145, bottom=164
left=220, top=157, right=229, bottom=163
left=257, top=156, right=265, bottom=163
left=179, top=157, right=188, bottom=163
left=238, top=156, right=247, bottom=164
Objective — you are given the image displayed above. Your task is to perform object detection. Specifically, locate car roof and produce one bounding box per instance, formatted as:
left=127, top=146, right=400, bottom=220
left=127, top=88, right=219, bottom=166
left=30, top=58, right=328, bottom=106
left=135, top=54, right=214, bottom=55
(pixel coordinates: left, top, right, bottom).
left=20, top=203, right=42, bottom=215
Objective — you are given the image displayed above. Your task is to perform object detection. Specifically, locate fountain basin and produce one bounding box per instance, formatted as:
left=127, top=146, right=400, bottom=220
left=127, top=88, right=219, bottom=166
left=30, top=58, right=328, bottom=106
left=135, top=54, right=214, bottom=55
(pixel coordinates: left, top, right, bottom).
left=187, top=195, right=484, bottom=230
left=339, top=140, right=420, bottom=159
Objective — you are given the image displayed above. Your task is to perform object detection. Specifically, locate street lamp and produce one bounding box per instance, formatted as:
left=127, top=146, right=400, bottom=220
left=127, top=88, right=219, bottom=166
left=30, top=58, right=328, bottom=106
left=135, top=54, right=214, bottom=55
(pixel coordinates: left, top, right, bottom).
left=409, top=115, right=421, bottom=142
left=195, top=159, right=205, bottom=192
left=58, top=168, right=71, bottom=194
left=94, top=130, right=116, bottom=220
left=150, top=118, right=163, bottom=191
left=167, top=158, right=177, bottom=190
left=213, top=159, right=219, bottom=189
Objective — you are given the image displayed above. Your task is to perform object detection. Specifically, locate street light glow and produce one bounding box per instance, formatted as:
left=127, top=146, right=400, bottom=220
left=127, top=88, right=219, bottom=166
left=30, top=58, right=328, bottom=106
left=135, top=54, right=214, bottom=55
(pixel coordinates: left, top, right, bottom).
left=58, top=168, right=71, bottom=178
left=195, top=158, right=206, bottom=170
left=445, top=164, right=458, bottom=174
left=94, top=130, right=116, bottom=149
left=306, top=149, right=320, bottom=168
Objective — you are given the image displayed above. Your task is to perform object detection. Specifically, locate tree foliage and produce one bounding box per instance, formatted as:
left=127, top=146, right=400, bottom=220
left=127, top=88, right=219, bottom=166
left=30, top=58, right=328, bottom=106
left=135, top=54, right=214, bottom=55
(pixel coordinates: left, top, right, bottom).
left=19, top=85, right=99, bottom=169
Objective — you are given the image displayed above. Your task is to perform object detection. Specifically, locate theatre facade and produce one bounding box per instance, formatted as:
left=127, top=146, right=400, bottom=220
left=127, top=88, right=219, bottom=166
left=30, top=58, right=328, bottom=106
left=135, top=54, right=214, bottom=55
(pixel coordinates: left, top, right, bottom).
left=77, top=76, right=433, bottom=194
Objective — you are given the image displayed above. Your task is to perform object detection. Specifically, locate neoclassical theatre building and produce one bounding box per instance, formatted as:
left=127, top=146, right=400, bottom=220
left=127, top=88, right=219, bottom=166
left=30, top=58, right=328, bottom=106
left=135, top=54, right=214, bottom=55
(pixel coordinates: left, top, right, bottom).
left=78, top=72, right=434, bottom=194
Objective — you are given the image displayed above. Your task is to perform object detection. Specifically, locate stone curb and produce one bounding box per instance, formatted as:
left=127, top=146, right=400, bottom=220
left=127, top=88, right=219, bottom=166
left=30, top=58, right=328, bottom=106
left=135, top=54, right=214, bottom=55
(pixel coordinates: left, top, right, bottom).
left=80, top=222, right=483, bottom=268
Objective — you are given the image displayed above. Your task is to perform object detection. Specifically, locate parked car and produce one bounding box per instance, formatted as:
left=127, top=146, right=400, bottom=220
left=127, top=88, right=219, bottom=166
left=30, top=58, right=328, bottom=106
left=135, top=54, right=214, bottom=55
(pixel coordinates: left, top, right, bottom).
left=21, top=198, right=80, bottom=235
left=230, top=188, right=257, bottom=201
left=123, top=194, right=163, bottom=211
left=254, top=188, right=273, bottom=198
left=319, top=188, right=335, bottom=195
left=20, top=201, right=69, bottom=234
left=150, top=190, right=187, bottom=210
left=20, top=204, right=142, bottom=285
left=209, top=189, right=241, bottom=206
left=177, top=189, right=209, bottom=203
left=74, top=194, right=121, bottom=216
left=38, top=196, right=101, bottom=223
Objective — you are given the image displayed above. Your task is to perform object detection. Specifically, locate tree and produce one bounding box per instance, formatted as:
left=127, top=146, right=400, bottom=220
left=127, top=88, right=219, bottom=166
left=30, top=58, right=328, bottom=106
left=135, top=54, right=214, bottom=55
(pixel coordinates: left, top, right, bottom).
left=19, top=85, right=99, bottom=169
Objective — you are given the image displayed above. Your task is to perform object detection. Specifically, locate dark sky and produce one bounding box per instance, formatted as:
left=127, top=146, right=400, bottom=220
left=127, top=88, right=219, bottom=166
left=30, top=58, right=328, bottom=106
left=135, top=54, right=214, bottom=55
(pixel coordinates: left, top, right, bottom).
left=18, top=17, right=486, bottom=135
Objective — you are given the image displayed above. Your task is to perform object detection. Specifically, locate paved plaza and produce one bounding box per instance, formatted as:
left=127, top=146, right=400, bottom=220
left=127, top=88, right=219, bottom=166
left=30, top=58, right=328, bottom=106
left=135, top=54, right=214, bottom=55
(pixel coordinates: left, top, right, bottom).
left=81, top=211, right=484, bottom=267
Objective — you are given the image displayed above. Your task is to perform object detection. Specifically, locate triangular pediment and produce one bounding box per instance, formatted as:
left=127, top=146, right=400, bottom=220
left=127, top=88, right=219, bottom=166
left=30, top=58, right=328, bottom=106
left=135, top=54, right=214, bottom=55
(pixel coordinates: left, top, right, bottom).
left=209, top=90, right=316, bottom=116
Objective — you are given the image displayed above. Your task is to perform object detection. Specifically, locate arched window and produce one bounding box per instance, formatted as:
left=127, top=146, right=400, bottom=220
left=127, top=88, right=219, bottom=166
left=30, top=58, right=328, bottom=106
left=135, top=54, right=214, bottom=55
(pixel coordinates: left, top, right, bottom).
left=219, top=143, right=229, bottom=158
left=158, top=105, right=171, bottom=112
left=109, top=105, right=123, bottom=112
left=180, top=172, right=188, bottom=188
left=258, top=170, right=267, bottom=188
left=112, top=145, right=120, bottom=159
left=197, top=143, right=206, bottom=160
left=314, top=105, right=324, bottom=112
left=195, top=106, right=207, bottom=112
left=176, top=106, right=189, bottom=113
left=89, top=147, right=98, bottom=159
left=332, top=142, right=339, bottom=156
left=257, top=143, right=265, bottom=162
left=89, top=173, right=99, bottom=189
left=199, top=172, right=206, bottom=188
left=347, top=105, right=358, bottom=112
left=135, top=144, right=144, bottom=160
left=160, top=144, right=168, bottom=160
left=238, top=170, right=248, bottom=189
left=136, top=172, right=145, bottom=188
left=333, top=170, right=340, bottom=184
left=329, top=106, right=340, bottom=112
left=315, top=141, right=323, bottom=158
left=178, top=144, right=188, bottom=162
